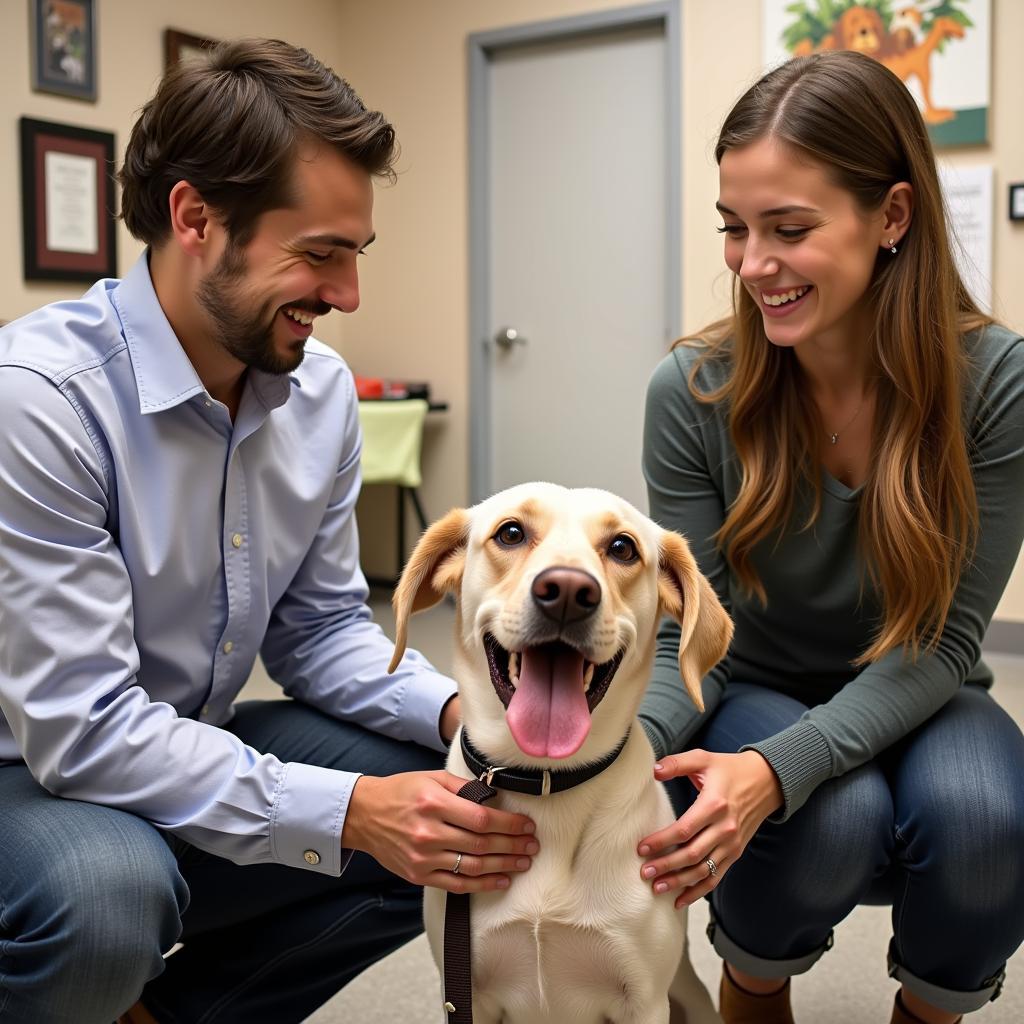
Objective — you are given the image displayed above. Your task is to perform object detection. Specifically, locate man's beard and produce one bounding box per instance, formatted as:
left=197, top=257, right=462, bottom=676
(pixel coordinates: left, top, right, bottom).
left=196, top=240, right=307, bottom=376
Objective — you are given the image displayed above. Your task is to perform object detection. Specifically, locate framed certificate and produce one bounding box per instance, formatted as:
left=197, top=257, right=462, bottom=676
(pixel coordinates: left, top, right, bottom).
left=19, top=117, right=117, bottom=283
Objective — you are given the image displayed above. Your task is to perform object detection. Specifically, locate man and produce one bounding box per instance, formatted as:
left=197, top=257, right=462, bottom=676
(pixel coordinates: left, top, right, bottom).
left=0, top=39, right=537, bottom=1023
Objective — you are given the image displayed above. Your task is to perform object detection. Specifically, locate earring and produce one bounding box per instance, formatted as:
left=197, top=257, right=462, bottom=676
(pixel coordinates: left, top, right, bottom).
left=888, top=238, right=898, bottom=255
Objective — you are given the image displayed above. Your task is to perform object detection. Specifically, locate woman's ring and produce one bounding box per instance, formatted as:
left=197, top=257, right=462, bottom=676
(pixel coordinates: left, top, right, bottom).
left=706, top=856, right=718, bottom=878
left=452, top=853, right=464, bottom=875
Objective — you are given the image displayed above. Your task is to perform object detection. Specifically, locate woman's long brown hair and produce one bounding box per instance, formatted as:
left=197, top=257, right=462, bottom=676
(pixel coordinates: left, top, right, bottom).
left=685, top=51, right=990, bottom=664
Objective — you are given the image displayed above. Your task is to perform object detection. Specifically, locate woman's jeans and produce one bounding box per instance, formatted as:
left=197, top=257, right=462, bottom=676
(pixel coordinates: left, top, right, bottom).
left=670, top=682, right=1024, bottom=1015
left=0, top=700, right=445, bottom=1023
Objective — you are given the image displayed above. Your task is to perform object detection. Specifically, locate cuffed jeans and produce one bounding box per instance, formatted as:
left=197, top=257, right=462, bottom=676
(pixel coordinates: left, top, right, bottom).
left=0, top=700, right=445, bottom=1023
left=668, top=683, right=1024, bottom=1016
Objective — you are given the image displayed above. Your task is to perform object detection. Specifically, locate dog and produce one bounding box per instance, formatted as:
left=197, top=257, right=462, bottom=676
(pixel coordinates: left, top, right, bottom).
left=390, top=482, right=732, bottom=1023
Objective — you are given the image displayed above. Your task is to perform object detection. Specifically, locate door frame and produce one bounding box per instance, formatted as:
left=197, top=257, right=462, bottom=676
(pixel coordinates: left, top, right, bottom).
left=467, top=1, right=682, bottom=503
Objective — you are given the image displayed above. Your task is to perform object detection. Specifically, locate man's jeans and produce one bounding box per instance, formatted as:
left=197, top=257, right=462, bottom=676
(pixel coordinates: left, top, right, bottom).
left=669, top=683, right=1024, bottom=1016
left=0, top=700, right=445, bottom=1023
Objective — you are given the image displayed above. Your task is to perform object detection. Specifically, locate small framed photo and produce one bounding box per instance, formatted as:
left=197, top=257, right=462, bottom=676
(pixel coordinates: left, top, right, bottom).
left=30, top=0, right=98, bottom=102
left=164, top=28, right=218, bottom=72
left=19, top=117, right=117, bottom=283
left=1010, top=183, right=1024, bottom=223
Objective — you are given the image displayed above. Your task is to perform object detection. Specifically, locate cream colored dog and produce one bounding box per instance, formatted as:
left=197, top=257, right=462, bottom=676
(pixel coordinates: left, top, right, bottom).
left=390, top=483, right=731, bottom=1024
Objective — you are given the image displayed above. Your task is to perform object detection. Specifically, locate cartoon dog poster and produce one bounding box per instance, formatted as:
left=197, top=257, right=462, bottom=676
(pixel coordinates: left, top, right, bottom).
left=763, top=0, right=991, bottom=145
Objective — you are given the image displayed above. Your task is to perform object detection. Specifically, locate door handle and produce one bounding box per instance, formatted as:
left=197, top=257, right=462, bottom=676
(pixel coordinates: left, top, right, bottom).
left=493, top=327, right=527, bottom=351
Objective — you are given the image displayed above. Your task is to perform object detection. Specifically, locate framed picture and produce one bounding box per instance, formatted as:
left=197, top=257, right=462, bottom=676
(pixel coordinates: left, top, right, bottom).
left=762, top=0, right=991, bottom=146
left=164, top=28, right=218, bottom=72
left=19, top=117, right=117, bottom=283
left=1010, top=184, right=1024, bottom=223
left=30, top=0, right=98, bottom=102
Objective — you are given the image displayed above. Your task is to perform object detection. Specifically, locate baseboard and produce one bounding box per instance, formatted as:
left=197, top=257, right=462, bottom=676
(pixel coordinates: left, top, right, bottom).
left=983, top=618, right=1024, bottom=657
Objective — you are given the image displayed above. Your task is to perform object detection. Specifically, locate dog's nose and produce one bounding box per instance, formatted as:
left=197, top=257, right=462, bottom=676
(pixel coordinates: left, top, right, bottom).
left=531, top=567, right=601, bottom=624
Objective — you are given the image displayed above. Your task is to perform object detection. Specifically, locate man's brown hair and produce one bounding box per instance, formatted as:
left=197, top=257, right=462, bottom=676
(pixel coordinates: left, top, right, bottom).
left=118, top=38, right=396, bottom=247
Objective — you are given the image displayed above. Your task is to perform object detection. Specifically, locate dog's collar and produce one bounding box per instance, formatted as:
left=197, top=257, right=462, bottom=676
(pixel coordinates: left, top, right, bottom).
left=459, top=729, right=629, bottom=797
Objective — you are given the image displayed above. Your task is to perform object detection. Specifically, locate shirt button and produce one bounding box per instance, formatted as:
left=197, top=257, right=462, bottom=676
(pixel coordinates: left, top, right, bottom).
left=222, top=641, right=234, bottom=654
left=303, top=849, right=321, bottom=866
left=231, top=533, right=243, bottom=548
left=204, top=399, right=212, bottom=408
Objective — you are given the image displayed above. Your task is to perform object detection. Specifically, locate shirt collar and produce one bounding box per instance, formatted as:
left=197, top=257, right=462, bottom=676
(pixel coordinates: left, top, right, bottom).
left=112, top=251, right=299, bottom=416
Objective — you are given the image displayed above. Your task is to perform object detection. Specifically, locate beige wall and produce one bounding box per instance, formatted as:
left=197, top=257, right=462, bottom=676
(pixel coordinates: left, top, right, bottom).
left=330, top=0, right=1024, bottom=619
left=2, top=0, right=1022, bottom=619
left=0, top=0, right=347, bottom=347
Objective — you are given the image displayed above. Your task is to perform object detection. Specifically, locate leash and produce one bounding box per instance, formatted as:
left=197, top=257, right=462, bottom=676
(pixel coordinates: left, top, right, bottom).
left=441, top=730, right=631, bottom=1021
left=443, top=777, right=498, bottom=1023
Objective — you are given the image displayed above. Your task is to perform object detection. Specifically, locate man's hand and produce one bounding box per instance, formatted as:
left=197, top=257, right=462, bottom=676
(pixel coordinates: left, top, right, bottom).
left=439, top=694, right=461, bottom=744
left=636, top=749, right=783, bottom=908
left=342, top=770, right=539, bottom=892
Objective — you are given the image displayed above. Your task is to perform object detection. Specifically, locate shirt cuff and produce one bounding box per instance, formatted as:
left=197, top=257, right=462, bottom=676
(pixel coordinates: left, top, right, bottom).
left=743, top=720, right=833, bottom=821
left=399, top=669, right=459, bottom=752
left=270, top=760, right=360, bottom=875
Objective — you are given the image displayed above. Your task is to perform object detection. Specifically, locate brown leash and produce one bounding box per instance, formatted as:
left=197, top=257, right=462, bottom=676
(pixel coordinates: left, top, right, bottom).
left=441, top=731, right=631, bottom=1021
left=443, top=777, right=497, bottom=1023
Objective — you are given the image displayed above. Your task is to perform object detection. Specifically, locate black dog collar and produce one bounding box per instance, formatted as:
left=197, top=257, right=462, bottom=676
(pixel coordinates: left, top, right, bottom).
left=459, top=728, right=629, bottom=797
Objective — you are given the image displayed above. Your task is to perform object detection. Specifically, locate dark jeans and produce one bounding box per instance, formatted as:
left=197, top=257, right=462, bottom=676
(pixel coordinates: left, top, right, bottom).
left=668, top=682, right=1024, bottom=1015
left=0, top=700, right=444, bottom=1023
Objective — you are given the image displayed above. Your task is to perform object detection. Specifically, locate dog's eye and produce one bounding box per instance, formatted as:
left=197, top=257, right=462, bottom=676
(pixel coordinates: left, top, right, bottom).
left=608, top=534, right=639, bottom=563
left=494, top=521, right=527, bottom=547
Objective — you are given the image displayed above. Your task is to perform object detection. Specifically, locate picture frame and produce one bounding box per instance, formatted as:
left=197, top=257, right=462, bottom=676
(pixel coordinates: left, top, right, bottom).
left=1010, top=184, right=1024, bottom=223
left=30, top=0, right=98, bottom=102
left=761, top=0, right=991, bottom=147
left=164, top=28, right=218, bottom=72
left=19, top=117, right=117, bottom=283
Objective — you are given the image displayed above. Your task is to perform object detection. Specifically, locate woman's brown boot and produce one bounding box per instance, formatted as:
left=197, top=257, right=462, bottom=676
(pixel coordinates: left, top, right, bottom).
left=719, top=964, right=795, bottom=1024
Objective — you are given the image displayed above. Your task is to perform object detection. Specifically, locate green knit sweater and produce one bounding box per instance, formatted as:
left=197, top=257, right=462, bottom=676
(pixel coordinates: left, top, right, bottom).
left=639, top=324, right=1024, bottom=819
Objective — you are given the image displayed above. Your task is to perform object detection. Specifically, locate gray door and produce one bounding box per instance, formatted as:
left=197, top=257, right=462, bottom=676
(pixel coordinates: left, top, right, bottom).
left=470, top=7, right=680, bottom=511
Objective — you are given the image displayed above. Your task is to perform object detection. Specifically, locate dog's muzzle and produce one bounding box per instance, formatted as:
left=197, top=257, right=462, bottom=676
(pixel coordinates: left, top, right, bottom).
left=483, top=633, right=624, bottom=759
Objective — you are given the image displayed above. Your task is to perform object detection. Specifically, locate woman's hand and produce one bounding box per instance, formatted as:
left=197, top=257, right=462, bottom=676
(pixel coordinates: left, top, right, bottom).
left=637, top=749, right=783, bottom=908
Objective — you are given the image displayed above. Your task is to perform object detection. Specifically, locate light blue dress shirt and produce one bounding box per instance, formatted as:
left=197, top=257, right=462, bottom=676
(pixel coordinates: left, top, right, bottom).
left=0, top=253, right=456, bottom=876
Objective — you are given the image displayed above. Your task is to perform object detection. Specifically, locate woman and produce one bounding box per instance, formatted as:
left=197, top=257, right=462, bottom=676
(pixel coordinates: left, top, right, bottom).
left=636, top=51, right=1024, bottom=1024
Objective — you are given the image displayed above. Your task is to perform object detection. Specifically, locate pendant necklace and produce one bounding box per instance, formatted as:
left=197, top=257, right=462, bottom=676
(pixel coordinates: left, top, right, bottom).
left=828, top=401, right=865, bottom=445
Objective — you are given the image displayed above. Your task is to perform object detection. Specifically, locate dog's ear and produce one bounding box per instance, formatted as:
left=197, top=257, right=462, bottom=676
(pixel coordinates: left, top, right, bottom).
left=656, top=530, right=733, bottom=712
left=388, top=508, right=470, bottom=673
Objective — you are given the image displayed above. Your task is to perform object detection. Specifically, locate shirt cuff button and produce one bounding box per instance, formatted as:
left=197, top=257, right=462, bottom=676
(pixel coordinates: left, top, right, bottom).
left=303, top=849, right=321, bottom=866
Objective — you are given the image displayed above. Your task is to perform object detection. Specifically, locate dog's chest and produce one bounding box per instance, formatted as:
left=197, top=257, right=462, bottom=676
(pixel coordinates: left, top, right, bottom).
left=476, top=787, right=681, bottom=1005
left=465, top=828, right=684, bottom=1022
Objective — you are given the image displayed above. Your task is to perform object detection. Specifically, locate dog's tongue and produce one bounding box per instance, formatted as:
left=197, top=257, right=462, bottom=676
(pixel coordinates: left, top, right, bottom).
left=506, top=644, right=591, bottom=758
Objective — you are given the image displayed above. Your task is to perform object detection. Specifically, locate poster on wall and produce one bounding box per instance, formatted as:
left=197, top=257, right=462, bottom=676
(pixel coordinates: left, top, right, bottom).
left=938, top=163, right=993, bottom=312
left=30, top=0, right=97, bottom=102
left=762, top=1, right=991, bottom=146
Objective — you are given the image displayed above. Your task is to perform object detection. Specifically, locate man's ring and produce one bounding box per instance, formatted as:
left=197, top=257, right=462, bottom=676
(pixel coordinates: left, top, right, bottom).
left=452, top=853, right=463, bottom=875
left=706, top=856, right=718, bottom=878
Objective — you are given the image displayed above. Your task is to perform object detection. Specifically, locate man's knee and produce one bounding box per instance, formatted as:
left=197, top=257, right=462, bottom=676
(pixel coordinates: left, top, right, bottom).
left=30, top=816, right=186, bottom=950
left=1, top=801, right=188, bottom=1021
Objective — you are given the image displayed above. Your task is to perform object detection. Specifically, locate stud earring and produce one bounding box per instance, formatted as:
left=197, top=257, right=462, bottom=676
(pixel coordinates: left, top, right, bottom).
left=888, top=238, right=898, bottom=255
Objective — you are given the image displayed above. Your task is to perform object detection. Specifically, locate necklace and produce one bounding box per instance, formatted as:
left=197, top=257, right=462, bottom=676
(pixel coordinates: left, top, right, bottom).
left=828, top=401, right=865, bottom=445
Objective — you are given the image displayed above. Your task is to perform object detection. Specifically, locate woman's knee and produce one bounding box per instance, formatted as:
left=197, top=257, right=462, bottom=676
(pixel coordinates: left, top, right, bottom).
left=893, top=689, right=1024, bottom=910
left=751, top=762, right=893, bottom=906
left=715, top=766, right=889, bottom=950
